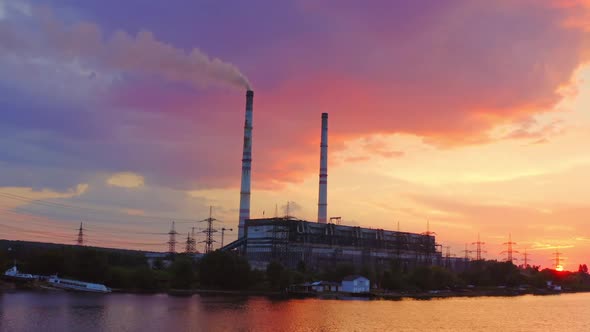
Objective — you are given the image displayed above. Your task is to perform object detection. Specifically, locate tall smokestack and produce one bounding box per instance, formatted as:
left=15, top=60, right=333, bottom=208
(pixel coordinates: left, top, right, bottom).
left=238, top=90, right=254, bottom=238
left=318, top=113, right=328, bottom=223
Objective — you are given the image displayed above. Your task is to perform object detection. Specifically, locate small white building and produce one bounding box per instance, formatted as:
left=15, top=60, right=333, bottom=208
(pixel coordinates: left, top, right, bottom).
left=341, top=275, right=370, bottom=293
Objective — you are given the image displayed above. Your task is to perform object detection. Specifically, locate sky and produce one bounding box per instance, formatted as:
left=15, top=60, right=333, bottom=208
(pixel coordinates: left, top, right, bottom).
left=1, top=0, right=590, bottom=270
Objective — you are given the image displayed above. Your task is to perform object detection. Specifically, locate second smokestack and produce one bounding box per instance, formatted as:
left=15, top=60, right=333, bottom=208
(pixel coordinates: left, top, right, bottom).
left=318, top=113, right=328, bottom=223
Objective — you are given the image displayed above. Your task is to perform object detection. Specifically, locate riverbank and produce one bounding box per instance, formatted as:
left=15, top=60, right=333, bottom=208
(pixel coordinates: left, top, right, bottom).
left=372, top=287, right=572, bottom=300
left=4, top=279, right=587, bottom=301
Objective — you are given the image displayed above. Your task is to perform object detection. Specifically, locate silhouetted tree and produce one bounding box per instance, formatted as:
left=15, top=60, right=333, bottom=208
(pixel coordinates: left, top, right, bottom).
left=170, top=257, right=196, bottom=289
left=199, top=251, right=250, bottom=289
left=266, top=261, right=284, bottom=289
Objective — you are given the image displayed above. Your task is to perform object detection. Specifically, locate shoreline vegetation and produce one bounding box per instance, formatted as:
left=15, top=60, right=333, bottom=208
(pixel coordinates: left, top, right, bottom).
left=2, top=240, right=590, bottom=301
left=2, top=281, right=587, bottom=301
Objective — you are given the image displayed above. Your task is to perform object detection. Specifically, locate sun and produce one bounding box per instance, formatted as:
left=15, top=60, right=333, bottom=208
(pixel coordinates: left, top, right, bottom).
left=556, top=265, right=564, bottom=271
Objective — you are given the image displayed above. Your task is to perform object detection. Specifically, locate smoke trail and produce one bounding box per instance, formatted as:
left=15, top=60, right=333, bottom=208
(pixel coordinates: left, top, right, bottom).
left=0, top=6, right=251, bottom=90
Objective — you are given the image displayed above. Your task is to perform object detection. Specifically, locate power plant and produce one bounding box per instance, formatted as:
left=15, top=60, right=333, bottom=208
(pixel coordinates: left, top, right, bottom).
left=224, top=92, right=442, bottom=271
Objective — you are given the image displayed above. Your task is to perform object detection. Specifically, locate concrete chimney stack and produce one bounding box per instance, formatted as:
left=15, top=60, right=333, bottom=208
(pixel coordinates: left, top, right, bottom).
left=238, top=90, right=254, bottom=238
left=318, top=113, right=328, bottom=223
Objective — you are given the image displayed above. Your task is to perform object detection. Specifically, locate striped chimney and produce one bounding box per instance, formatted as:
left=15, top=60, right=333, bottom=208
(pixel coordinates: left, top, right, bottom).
left=238, top=90, right=254, bottom=238
left=318, top=113, right=328, bottom=223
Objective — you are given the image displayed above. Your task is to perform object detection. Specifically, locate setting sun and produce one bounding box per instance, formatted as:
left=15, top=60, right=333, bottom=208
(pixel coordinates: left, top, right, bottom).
left=556, top=265, right=564, bottom=272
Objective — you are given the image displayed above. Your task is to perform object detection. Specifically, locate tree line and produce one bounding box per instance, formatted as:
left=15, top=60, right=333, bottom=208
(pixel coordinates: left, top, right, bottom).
left=2, top=242, right=589, bottom=292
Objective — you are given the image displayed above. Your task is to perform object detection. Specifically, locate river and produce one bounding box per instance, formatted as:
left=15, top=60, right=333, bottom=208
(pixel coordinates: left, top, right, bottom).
left=1, top=291, right=589, bottom=331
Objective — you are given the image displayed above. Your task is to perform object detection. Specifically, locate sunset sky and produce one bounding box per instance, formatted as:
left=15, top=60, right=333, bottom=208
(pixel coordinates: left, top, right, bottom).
left=1, top=0, right=590, bottom=269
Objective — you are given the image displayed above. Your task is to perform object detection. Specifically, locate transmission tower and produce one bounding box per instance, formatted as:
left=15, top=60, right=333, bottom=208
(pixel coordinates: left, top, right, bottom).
left=421, top=220, right=436, bottom=264
left=167, top=221, right=178, bottom=254
left=462, top=243, right=470, bottom=262
left=501, top=233, right=519, bottom=264
left=76, top=222, right=84, bottom=246
left=199, top=206, right=218, bottom=254
left=220, top=227, right=233, bottom=248
left=552, top=248, right=564, bottom=270
left=471, top=233, right=486, bottom=261
left=522, top=248, right=531, bottom=268
left=185, top=228, right=197, bottom=254
left=185, top=232, right=192, bottom=253
left=444, top=245, right=452, bottom=268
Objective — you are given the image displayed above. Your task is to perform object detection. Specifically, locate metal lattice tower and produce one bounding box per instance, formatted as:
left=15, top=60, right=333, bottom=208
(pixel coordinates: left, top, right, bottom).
left=200, top=206, right=218, bottom=254
left=185, top=228, right=197, bottom=254
left=76, top=222, right=84, bottom=246
left=421, top=220, right=436, bottom=264
left=220, top=227, right=233, bottom=248
left=444, top=245, right=452, bottom=268
left=168, top=221, right=178, bottom=254
left=552, top=248, right=563, bottom=270
left=501, top=233, right=519, bottom=264
left=471, top=233, right=486, bottom=261
left=462, top=243, right=470, bottom=262
left=185, top=232, right=192, bottom=253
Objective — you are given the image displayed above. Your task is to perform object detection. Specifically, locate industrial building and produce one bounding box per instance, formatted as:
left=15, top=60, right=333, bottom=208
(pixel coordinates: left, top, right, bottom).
left=239, top=217, right=439, bottom=271
left=225, top=90, right=442, bottom=271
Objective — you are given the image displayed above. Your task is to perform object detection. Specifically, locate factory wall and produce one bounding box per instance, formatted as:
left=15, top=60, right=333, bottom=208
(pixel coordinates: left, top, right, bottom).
left=244, top=218, right=441, bottom=271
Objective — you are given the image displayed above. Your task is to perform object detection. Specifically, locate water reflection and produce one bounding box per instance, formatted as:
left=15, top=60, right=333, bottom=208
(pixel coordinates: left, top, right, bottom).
left=1, top=291, right=589, bottom=331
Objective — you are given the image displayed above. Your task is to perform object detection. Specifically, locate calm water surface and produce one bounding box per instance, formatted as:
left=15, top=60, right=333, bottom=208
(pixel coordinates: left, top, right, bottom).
left=1, top=291, right=589, bottom=331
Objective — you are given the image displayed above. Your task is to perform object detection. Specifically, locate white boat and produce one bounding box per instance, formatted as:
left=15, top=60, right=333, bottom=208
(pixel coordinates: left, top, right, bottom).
left=47, top=276, right=111, bottom=293
left=3, top=265, right=36, bottom=281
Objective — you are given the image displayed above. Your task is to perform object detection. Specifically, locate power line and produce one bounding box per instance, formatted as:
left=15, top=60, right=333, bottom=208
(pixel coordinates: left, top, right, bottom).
left=0, top=192, right=200, bottom=223
left=0, top=208, right=169, bottom=236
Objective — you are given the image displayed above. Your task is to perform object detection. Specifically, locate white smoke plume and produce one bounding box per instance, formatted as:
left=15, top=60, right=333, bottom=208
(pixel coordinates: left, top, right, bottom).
left=0, top=5, right=251, bottom=90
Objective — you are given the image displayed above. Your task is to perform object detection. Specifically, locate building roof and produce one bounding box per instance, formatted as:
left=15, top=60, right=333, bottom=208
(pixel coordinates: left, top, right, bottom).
left=310, top=281, right=340, bottom=286
left=342, top=275, right=369, bottom=281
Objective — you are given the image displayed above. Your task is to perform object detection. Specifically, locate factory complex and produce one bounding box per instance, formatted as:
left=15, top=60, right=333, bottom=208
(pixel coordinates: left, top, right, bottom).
left=225, top=90, right=442, bottom=271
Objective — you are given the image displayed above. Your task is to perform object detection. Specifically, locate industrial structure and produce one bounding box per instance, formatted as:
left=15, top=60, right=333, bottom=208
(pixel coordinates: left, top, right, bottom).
left=238, top=90, right=254, bottom=239
left=200, top=206, right=218, bottom=254
left=223, top=102, right=442, bottom=271
left=501, top=233, right=518, bottom=264
left=76, top=222, right=84, bottom=246
left=167, top=221, right=177, bottom=254
left=242, top=217, right=439, bottom=270
left=317, top=113, right=328, bottom=224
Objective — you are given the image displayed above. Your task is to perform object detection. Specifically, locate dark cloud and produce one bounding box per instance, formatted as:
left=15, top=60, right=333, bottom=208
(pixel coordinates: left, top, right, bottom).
left=0, top=0, right=588, bottom=192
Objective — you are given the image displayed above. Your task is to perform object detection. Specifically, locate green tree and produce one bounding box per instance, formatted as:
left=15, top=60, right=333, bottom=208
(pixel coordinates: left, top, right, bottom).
left=133, top=267, right=159, bottom=291
left=170, top=257, right=196, bottom=289
left=199, top=251, right=251, bottom=289
left=266, top=261, right=284, bottom=289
